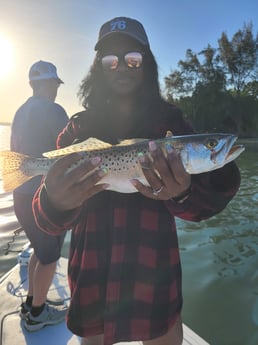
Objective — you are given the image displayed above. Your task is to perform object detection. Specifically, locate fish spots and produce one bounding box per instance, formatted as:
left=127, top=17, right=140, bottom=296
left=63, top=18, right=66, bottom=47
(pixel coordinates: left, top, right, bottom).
left=0, top=133, right=243, bottom=193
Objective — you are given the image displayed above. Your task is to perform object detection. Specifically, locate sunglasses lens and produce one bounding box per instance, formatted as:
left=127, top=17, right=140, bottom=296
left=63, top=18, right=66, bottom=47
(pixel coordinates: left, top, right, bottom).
left=101, top=55, right=119, bottom=71
left=125, top=52, right=143, bottom=68
left=101, top=52, right=143, bottom=71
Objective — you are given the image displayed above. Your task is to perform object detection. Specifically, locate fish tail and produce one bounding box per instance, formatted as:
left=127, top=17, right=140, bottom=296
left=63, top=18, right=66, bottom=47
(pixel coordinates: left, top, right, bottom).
left=0, top=151, right=34, bottom=192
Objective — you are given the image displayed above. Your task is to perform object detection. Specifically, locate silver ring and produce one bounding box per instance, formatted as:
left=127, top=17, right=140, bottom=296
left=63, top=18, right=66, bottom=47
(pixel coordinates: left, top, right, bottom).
left=152, top=185, right=164, bottom=196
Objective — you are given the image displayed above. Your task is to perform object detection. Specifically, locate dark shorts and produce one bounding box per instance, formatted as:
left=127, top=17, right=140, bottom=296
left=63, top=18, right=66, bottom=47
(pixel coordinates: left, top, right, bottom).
left=13, top=191, right=66, bottom=265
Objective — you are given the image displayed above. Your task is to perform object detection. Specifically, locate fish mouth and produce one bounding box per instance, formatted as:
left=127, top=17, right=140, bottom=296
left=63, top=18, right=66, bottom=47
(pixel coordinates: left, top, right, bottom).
left=211, top=135, right=244, bottom=165
left=226, top=144, right=245, bottom=162
left=211, top=135, right=236, bottom=163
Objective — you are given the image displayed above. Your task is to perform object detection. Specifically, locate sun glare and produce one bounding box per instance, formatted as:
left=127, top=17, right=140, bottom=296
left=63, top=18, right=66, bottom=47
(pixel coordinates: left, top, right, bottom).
left=0, top=34, right=14, bottom=80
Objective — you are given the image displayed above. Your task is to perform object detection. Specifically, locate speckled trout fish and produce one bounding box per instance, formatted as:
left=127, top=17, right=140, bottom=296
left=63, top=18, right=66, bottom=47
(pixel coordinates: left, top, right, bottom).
left=0, top=133, right=244, bottom=193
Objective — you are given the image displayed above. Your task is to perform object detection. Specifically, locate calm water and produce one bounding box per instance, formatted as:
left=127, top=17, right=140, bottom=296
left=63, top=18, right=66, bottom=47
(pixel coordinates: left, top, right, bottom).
left=0, top=125, right=257, bottom=345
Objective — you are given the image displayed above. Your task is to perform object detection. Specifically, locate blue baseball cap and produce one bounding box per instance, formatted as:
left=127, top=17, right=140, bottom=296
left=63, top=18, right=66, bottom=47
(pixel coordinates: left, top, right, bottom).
left=29, top=60, right=64, bottom=84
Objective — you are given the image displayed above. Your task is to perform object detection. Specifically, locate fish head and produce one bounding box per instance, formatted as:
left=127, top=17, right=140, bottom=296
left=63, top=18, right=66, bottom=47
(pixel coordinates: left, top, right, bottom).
left=179, top=133, right=245, bottom=174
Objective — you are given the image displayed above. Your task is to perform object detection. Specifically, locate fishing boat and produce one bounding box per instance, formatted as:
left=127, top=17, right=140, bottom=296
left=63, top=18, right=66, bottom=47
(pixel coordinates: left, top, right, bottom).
left=0, top=243, right=210, bottom=345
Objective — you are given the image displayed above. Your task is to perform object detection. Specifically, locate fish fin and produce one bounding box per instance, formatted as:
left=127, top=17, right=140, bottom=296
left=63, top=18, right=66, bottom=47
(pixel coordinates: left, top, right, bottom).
left=166, top=130, right=173, bottom=137
left=0, top=151, right=34, bottom=192
left=43, top=137, right=113, bottom=158
left=117, top=138, right=148, bottom=146
left=117, top=134, right=172, bottom=146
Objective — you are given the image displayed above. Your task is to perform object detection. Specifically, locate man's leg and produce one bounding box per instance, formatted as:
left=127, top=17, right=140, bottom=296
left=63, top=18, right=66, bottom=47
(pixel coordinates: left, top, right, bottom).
left=24, top=259, right=68, bottom=332
left=19, top=252, right=38, bottom=319
left=27, top=252, right=38, bottom=296
left=32, top=260, right=56, bottom=306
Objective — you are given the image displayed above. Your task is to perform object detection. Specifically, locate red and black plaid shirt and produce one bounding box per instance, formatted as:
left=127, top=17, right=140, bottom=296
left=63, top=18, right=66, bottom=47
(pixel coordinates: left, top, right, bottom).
left=33, top=104, right=240, bottom=344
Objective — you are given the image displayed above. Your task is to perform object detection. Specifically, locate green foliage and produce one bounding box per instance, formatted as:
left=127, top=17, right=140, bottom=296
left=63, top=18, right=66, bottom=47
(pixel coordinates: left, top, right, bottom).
left=242, top=81, right=258, bottom=99
left=218, top=22, right=258, bottom=95
left=164, top=22, right=258, bottom=137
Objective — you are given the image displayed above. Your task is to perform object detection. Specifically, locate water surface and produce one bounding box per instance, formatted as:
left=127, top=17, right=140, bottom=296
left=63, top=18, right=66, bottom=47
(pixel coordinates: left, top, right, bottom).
left=179, top=143, right=258, bottom=345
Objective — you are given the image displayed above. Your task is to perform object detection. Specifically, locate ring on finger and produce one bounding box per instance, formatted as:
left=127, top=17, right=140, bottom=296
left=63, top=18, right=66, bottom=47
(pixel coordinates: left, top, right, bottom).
left=152, top=185, right=164, bottom=196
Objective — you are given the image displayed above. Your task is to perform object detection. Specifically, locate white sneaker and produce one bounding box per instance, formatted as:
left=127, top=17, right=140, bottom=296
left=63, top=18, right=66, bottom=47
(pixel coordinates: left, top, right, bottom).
left=24, top=303, right=68, bottom=332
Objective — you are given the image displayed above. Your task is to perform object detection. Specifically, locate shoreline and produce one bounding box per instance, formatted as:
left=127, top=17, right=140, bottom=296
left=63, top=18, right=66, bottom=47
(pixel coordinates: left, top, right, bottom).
left=1, top=123, right=258, bottom=140
left=237, top=138, right=258, bottom=143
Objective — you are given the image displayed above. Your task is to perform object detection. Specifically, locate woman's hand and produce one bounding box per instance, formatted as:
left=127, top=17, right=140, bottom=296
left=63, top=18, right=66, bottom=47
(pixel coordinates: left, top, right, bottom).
left=44, top=153, right=109, bottom=211
left=132, top=141, right=191, bottom=201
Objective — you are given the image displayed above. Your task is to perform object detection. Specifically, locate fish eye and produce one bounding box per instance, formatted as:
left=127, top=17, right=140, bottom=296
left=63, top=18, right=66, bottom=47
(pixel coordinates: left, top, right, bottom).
left=206, top=138, right=218, bottom=149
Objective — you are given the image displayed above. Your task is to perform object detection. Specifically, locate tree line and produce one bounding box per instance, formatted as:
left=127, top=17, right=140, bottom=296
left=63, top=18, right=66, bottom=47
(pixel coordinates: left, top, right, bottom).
left=164, top=22, right=258, bottom=137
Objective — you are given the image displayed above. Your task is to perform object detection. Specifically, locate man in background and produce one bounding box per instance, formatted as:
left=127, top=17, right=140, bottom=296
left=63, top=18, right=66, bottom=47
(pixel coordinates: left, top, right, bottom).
left=11, top=60, right=69, bottom=332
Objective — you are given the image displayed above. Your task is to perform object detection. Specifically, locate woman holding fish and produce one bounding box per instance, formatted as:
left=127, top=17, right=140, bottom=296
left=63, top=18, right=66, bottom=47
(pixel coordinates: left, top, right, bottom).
left=32, top=17, right=241, bottom=345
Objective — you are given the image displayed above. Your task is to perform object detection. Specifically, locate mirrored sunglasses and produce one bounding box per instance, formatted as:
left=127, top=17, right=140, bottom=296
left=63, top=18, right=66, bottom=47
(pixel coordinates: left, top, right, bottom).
left=101, top=51, right=144, bottom=71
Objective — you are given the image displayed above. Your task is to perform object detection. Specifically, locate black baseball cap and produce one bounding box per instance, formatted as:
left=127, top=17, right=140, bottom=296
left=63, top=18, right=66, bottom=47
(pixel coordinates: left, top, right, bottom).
left=95, top=17, right=150, bottom=50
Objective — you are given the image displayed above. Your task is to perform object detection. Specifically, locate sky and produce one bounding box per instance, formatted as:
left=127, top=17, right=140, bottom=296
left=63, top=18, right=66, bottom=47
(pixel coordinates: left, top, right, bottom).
left=0, top=0, right=257, bottom=124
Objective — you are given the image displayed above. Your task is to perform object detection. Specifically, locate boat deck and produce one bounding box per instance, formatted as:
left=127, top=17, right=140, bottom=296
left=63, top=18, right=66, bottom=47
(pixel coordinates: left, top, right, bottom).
left=0, top=257, right=209, bottom=345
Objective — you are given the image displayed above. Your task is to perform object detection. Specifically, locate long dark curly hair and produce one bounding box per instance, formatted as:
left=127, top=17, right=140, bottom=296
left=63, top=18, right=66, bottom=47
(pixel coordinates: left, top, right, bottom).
left=75, top=46, right=172, bottom=140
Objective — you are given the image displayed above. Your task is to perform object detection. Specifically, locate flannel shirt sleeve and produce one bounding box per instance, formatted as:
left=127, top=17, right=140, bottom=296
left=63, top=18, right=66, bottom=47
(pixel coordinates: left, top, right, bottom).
left=32, top=185, right=82, bottom=235
left=165, top=160, right=241, bottom=222
left=56, top=117, right=77, bottom=148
